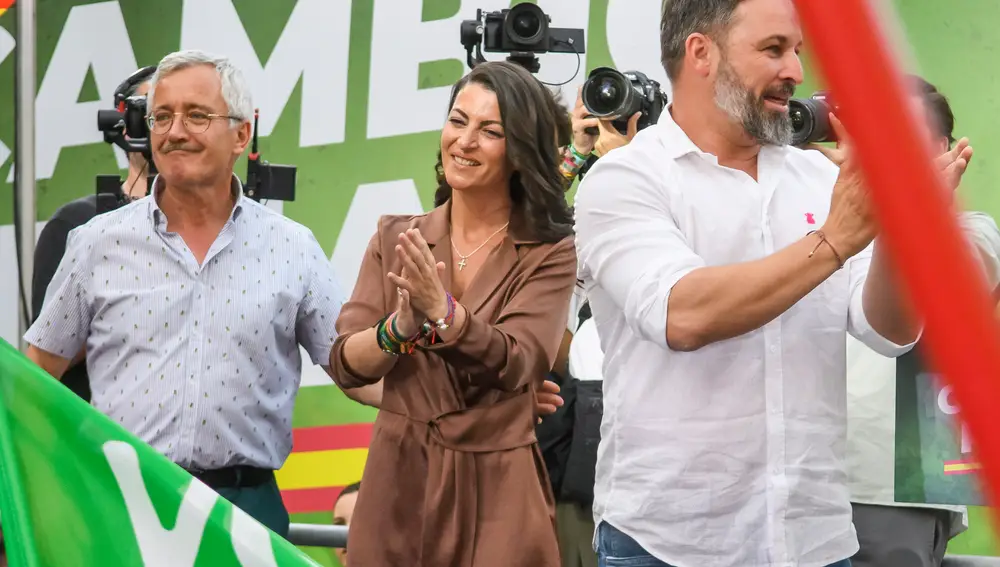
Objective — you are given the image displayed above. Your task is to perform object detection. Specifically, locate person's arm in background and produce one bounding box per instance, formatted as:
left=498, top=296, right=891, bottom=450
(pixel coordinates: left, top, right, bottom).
left=559, top=87, right=600, bottom=187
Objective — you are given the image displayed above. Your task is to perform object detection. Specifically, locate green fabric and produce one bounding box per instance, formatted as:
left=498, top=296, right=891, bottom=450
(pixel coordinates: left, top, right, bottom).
left=0, top=339, right=320, bottom=566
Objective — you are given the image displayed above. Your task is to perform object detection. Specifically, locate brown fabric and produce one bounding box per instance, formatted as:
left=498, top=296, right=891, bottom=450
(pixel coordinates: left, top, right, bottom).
left=330, top=202, right=577, bottom=567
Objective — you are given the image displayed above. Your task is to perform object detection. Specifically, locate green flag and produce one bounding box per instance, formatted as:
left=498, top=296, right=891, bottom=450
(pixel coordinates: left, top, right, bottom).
left=0, top=339, right=321, bottom=566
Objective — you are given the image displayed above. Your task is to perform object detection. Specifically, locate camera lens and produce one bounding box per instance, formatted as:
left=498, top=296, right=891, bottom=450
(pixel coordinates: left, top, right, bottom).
left=512, top=13, right=539, bottom=39
left=505, top=3, right=546, bottom=45
left=790, top=107, right=805, bottom=132
left=788, top=97, right=835, bottom=145
left=582, top=67, right=639, bottom=119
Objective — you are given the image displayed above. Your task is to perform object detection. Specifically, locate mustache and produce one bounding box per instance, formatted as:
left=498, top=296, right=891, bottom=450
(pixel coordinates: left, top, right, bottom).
left=763, top=81, right=796, bottom=100
left=162, top=143, right=200, bottom=153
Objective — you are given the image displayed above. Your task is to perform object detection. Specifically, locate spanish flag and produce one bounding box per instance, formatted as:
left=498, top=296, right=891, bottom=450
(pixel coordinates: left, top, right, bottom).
left=277, top=384, right=376, bottom=522
left=0, top=0, right=14, bottom=18
left=944, top=459, right=981, bottom=476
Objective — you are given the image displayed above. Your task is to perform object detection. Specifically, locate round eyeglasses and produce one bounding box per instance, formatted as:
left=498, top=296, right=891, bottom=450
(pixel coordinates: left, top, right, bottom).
left=146, top=111, right=241, bottom=134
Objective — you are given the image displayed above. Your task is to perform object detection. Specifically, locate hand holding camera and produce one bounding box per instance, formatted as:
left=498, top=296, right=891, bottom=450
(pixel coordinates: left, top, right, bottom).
left=571, top=87, right=600, bottom=156
left=594, top=112, right=640, bottom=157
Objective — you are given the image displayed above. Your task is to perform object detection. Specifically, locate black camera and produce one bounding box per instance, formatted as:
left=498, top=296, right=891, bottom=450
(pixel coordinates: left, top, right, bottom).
left=98, top=66, right=156, bottom=162
left=582, top=67, right=668, bottom=136
left=789, top=92, right=837, bottom=146
left=96, top=67, right=297, bottom=213
left=460, top=3, right=585, bottom=74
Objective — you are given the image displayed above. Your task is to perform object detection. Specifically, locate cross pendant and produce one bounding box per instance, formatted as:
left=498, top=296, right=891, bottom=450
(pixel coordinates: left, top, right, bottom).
left=457, top=257, right=467, bottom=271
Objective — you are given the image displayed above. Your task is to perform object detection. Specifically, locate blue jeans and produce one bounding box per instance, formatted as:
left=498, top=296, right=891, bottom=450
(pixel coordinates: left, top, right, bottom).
left=597, top=522, right=852, bottom=567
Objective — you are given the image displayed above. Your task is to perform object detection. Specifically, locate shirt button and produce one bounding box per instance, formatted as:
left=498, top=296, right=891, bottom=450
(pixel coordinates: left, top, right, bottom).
left=769, top=345, right=777, bottom=353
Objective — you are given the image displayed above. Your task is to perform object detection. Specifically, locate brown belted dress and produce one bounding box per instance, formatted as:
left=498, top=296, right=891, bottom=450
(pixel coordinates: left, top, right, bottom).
left=330, top=204, right=577, bottom=567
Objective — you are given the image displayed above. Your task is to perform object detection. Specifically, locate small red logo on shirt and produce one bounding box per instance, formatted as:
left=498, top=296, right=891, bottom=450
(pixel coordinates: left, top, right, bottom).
left=805, top=213, right=816, bottom=225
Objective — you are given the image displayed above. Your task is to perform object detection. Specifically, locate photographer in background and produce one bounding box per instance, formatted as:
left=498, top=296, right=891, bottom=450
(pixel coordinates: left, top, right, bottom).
left=541, top=81, right=642, bottom=567
left=558, top=86, right=639, bottom=187
left=30, top=71, right=154, bottom=403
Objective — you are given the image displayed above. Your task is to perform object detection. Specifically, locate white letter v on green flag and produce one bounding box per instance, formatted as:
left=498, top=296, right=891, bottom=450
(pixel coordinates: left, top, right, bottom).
left=103, top=441, right=280, bottom=567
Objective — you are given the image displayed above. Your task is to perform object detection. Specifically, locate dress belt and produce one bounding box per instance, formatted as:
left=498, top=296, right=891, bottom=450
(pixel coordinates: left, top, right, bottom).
left=379, top=389, right=538, bottom=453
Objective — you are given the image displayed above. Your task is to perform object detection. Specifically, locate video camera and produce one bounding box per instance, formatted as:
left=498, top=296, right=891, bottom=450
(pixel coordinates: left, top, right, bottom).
left=460, top=2, right=586, bottom=74
left=581, top=67, right=668, bottom=136
left=789, top=92, right=837, bottom=146
left=96, top=66, right=297, bottom=214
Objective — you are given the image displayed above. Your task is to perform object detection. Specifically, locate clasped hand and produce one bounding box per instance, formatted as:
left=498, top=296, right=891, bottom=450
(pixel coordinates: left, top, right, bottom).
left=383, top=229, right=566, bottom=422
left=387, top=229, right=448, bottom=337
left=808, top=113, right=973, bottom=259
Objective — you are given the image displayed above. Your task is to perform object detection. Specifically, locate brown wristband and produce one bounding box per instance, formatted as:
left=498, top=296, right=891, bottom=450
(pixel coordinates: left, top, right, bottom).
left=807, top=230, right=845, bottom=269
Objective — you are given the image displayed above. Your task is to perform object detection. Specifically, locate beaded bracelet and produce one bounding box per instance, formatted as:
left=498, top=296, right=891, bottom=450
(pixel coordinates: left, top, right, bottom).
left=421, top=293, right=457, bottom=341
left=375, top=313, right=421, bottom=355
left=568, top=143, right=591, bottom=164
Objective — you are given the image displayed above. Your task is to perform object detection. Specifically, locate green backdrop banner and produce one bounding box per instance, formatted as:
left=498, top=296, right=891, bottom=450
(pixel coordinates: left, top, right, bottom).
left=1, top=1, right=999, bottom=562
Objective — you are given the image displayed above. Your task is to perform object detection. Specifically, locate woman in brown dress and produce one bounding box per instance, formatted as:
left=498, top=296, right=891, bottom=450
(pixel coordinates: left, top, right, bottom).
left=330, top=61, right=577, bottom=566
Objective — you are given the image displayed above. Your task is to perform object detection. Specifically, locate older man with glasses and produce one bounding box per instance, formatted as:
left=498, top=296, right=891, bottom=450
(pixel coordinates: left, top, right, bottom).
left=23, top=49, right=382, bottom=536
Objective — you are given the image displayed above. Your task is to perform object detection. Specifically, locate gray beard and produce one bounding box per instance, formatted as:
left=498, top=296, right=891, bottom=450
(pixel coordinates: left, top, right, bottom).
left=714, top=61, right=793, bottom=146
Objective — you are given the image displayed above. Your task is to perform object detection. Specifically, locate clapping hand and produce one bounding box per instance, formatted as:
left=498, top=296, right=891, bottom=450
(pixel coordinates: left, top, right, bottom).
left=392, top=266, right=422, bottom=338
left=806, top=118, right=974, bottom=195
left=935, top=137, right=973, bottom=194
left=387, top=229, right=450, bottom=322
left=818, top=114, right=878, bottom=259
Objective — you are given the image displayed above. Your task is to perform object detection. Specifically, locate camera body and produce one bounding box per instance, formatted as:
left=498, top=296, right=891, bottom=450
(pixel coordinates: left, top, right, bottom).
left=97, top=66, right=157, bottom=163
left=582, top=67, right=668, bottom=136
left=460, top=3, right=585, bottom=73
left=789, top=92, right=837, bottom=146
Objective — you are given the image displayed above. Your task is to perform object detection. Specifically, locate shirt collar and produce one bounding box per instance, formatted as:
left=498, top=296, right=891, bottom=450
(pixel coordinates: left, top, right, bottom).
left=655, top=104, right=710, bottom=161
left=147, top=173, right=246, bottom=228
left=654, top=104, right=789, bottom=166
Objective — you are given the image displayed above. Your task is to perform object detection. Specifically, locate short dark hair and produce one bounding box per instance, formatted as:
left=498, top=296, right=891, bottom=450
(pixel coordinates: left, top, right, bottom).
left=907, top=75, right=956, bottom=146
left=434, top=61, right=575, bottom=243
left=660, top=0, right=743, bottom=80
left=336, top=481, right=360, bottom=504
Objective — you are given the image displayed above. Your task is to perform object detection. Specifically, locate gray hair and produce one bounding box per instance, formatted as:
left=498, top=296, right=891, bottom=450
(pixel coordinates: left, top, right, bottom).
left=147, top=49, right=254, bottom=126
left=660, top=0, right=743, bottom=81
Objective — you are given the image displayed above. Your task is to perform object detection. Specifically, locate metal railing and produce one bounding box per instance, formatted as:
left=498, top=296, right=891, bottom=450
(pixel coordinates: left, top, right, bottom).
left=285, top=524, right=1000, bottom=566
left=287, top=524, right=347, bottom=549
left=944, top=557, right=1000, bottom=567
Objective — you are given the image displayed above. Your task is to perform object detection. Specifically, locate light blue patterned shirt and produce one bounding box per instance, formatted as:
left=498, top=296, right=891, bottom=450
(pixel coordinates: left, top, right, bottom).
left=25, top=176, right=344, bottom=470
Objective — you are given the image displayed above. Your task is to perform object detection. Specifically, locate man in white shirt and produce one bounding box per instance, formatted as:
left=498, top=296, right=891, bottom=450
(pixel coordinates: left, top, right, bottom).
left=574, top=0, right=972, bottom=566
left=846, top=78, right=1000, bottom=567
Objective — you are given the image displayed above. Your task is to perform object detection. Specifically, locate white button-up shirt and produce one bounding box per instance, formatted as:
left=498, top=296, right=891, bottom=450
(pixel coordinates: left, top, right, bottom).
left=574, top=108, right=913, bottom=567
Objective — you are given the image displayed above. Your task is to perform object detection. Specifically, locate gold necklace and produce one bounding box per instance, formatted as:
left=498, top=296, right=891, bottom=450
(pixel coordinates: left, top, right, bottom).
left=450, top=222, right=510, bottom=270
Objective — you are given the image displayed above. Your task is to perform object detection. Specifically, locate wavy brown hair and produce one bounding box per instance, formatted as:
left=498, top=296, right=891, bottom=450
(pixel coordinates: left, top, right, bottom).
left=433, top=61, right=574, bottom=243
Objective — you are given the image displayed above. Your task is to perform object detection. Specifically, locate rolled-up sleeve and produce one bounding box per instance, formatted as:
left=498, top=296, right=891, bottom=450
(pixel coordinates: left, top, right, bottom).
left=846, top=243, right=919, bottom=357
left=574, top=155, right=705, bottom=348
left=24, top=226, right=93, bottom=358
